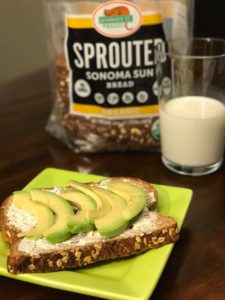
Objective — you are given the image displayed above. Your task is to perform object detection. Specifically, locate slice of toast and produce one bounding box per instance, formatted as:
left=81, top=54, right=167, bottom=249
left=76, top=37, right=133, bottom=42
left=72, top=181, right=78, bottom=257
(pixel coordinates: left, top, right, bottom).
left=7, top=211, right=178, bottom=274
left=0, top=177, right=158, bottom=245
left=0, top=177, right=179, bottom=274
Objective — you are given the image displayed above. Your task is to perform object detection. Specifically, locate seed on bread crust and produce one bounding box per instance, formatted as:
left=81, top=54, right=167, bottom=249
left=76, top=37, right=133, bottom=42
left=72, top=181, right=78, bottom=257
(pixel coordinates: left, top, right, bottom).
left=28, top=264, right=36, bottom=271
left=62, top=256, right=69, bottom=264
left=152, top=236, right=159, bottom=245
left=135, top=236, right=141, bottom=243
left=48, top=260, right=54, bottom=267
left=91, top=249, right=100, bottom=260
left=75, top=249, right=81, bottom=259
left=56, top=259, right=63, bottom=267
left=83, top=255, right=92, bottom=264
left=158, top=237, right=166, bottom=243
left=134, top=242, right=141, bottom=250
left=6, top=230, right=12, bottom=238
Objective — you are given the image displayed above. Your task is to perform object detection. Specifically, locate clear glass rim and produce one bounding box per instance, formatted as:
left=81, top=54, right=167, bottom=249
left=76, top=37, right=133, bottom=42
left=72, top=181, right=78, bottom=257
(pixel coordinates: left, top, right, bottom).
left=165, top=37, right=225, bottom=59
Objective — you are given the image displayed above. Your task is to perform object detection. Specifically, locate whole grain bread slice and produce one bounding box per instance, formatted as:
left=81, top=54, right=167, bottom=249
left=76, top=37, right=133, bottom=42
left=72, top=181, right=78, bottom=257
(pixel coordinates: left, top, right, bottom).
left=7, top=211, right=179, bottom=274
left=0, top=177, right=158, bottom=245
left=0, top=177, right=179, bottom=275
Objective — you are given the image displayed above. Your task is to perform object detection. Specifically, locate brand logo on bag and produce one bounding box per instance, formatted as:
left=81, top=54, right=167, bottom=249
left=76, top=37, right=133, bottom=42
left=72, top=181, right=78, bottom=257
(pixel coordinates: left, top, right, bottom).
left=93, top=1, right=142, bottom=38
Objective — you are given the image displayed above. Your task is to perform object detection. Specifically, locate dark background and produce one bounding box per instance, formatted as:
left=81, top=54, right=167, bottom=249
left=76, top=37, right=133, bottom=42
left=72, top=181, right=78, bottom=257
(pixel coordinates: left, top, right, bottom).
left=194, top=0, right=225, bottom=38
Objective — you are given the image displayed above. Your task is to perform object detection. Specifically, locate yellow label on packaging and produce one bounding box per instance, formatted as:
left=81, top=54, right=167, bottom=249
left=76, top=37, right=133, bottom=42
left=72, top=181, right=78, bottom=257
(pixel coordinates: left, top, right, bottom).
left=72, top=103, right=159, bottom=119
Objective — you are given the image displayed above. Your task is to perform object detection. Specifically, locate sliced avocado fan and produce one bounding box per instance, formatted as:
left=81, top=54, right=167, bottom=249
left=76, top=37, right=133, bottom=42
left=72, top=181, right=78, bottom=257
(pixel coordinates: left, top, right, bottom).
left=11, top=180, right=148, bottom=243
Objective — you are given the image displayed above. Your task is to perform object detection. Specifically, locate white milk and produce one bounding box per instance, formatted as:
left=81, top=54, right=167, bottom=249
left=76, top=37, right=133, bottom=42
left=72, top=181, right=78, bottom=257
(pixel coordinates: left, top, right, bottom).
left=160, top=96, right=225, bottom=167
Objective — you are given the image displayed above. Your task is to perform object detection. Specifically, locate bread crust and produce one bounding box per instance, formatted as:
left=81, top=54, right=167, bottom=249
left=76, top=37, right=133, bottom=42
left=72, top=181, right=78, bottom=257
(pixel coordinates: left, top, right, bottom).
left=0, top=196, right=21, bottom=244
left=7, top=213, right=179, bottom=274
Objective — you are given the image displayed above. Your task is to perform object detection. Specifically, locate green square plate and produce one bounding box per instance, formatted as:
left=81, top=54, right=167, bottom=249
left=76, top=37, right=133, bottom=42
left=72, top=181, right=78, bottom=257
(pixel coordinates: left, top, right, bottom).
left=0, top=168, right=192, bottom=300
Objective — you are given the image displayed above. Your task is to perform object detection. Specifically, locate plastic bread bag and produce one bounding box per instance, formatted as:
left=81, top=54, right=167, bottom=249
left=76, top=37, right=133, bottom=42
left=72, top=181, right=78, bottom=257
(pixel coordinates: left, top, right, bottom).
left=44, top=0, right=194, bottom=153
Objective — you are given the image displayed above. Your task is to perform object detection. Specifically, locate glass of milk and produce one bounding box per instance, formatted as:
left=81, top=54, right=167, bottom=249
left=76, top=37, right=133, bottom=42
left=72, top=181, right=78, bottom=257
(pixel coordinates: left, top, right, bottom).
left=156, top=38, right=225, bottom=176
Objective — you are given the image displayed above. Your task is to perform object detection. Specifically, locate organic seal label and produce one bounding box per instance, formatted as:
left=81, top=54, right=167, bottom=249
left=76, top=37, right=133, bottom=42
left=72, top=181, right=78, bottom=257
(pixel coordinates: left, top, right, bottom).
left=93, top=1, right=142, bottom=38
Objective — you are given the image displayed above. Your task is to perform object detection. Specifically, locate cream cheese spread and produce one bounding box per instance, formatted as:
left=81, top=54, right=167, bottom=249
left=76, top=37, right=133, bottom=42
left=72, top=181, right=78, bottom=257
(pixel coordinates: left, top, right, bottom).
left=17, top=210, right=162, bottom=255
left=6, top=183, right=158, bottom=255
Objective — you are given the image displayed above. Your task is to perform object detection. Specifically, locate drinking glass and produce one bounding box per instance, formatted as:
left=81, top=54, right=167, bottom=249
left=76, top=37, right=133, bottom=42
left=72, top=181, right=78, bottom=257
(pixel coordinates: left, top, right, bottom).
left=156, top=38, right=225, bottom=176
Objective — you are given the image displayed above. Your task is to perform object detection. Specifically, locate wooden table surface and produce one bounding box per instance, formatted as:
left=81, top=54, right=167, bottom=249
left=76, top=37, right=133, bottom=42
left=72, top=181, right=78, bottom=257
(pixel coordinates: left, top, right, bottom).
left=0, top=70, right=225, bottom=300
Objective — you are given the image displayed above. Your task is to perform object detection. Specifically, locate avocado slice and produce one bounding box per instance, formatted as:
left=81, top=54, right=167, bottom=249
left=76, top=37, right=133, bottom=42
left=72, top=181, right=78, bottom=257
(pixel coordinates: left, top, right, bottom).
left=69, top=181, right=111, bottom=219
left=91, top=187, right=128, bottom=237
left=61, top=190, right=96, bottom=234
left=12, top=191, right=55, bottom=240
left=30, top=190, right=74, bottom=244
left=61, top=190, right=97, bottom=211
left=69, top=181, right=102, bottom=209
left=107, top=181, right=147, bottom=220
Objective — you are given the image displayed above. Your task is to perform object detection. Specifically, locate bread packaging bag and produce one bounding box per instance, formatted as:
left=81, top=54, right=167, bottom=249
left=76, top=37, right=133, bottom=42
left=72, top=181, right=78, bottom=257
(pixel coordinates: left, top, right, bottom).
left=44, top=0, right=193, bottom=153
